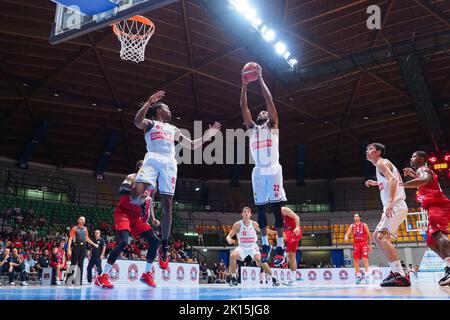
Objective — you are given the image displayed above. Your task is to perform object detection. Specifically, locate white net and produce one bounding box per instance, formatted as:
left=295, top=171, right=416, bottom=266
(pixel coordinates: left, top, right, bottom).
left=113, top=16, right=155, bottom=63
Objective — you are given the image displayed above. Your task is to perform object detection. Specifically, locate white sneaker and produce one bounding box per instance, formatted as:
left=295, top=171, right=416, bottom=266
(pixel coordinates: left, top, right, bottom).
left=56, top=280, right=62, bottom=286
left=364, top=276, right=370, bottom=284
left=283, top=279, right=294, bottom=286
left=10, top=282, right=15, bottom=286
left=356, top=276, right=362, bottom=284
left=21, top=281, right=29, bottom=286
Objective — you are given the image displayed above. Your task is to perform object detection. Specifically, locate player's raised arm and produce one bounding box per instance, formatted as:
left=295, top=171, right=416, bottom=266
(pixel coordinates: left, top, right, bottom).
left=175, top=122, right=221, bottom=150
left=403, top=167, right=432, bottom=188
left=240, top=81, right=255, bottom=129
left=226, top=222, right=240, bottom=245
left=134, top=90, right=165, bottom=130
left=256, top=65, right=278, bottom=129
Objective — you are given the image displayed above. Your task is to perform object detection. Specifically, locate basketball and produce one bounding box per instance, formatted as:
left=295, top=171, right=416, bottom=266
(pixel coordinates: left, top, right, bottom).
left=242, top=62, right=260, bottom=83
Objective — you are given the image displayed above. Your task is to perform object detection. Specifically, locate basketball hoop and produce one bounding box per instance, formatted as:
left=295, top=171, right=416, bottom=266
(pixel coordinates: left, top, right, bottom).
left=112, top=15, right=155, bottom=63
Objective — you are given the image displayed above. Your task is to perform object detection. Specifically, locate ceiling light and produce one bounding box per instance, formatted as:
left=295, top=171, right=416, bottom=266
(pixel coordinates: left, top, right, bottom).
left=231, top=0, right=249, bottom=13
left=263, top=29, right=276, bottom=42
left=244, top=8, right=257, bottom=21
left=275, top=42, right=286, bottom=55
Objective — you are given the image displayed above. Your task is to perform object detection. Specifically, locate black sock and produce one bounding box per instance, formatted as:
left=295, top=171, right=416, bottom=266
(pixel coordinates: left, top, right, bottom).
left=161, top=239, right=168, bottom=251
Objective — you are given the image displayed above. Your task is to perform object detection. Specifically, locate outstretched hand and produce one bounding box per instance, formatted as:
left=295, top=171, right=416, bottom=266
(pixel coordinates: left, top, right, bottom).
left=403, top=167, right=417, bottom=178
left=146, top=91, right=165, bottom=105
left=205, top=121, right=221, bottom=140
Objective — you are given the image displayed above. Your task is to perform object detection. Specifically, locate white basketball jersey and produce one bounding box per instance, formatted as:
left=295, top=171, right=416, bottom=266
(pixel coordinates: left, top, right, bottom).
left=375, top=159, right=406, bottom=206
left=237, top=220, right=258, bottom=248
left=144, top=120, right=176, bottom=157
left=249, top=121, right=279, bottom=167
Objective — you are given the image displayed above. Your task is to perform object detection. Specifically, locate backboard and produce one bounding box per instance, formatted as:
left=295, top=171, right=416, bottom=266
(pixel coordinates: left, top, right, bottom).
left=49, top=0, right=177, bottom=45
left=405, top=210, right=428, bottom=233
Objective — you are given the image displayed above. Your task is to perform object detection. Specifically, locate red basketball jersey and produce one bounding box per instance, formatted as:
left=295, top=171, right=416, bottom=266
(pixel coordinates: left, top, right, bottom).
left=115, top=195, right=141, bottom=216
left=351, top=222, right=368, bottom=243
left=283, top=214, right=297, bottom=230
left=417, top=166, right=450, bottom=208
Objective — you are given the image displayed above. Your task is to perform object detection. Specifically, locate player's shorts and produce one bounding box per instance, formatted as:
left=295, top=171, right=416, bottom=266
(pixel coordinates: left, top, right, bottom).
left=135, top=152, right=177, bottom=196
left=425, top=201, right=450, bottom=247
left=374, top=200, right=408, bottom=238
left=284, top=229, right=302, bottom=253
left=233, top=244, right=260, bottom=261
left=251, top=164, right=287, bottom=205
left=353, top=241, right=369, bottom=259
left=113, top=207, right=151, bottom=239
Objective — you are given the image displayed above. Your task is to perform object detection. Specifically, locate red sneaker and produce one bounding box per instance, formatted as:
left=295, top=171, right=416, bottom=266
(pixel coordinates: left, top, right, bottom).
left=140, top=272, right=157, bottom=287
left=94, top=274, right=114, bottom=289
left=158, top=247, right=169, bottom=269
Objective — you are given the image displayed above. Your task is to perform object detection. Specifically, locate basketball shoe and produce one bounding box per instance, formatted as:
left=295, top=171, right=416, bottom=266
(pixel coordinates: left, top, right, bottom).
left=94, top=274, right=114, bottom=289
left=140, top=272, right=157, bottom=287
left=438, top=266, right=450, bottom=286
left=380, top=273, right=411, bottom=287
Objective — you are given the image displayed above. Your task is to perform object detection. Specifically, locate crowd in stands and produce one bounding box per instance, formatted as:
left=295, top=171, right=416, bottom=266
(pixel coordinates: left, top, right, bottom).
left=0, top=206, right=199, bottom=286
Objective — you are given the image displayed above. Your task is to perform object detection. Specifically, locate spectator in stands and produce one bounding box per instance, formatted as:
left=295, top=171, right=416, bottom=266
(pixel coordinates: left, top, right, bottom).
left=0, top=247, right=10, bottom=286
left=200, top=262, right=208, bottom=280
left=196, top=226, right=205, bottom=246
left=140, top=247, right=148, bottom=260
left=24, top=253, right=36, bottom=274
left=218, top=261, right=227, bottom=283
left=174, top=239, right=182, bottom=250
left=7, top=248, right=29, bottom=286
left=35, top=249, right=50, bottom=278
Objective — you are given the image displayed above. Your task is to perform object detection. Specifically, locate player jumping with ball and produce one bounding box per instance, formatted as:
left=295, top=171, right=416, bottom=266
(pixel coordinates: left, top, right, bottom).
left=240, top=63, right=287, bottom=267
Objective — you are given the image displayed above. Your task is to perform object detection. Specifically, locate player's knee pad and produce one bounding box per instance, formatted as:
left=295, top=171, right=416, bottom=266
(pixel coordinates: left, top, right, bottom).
left=272, top=202, right=283, bottom=228
left=257, top=205, right=267, bottom=229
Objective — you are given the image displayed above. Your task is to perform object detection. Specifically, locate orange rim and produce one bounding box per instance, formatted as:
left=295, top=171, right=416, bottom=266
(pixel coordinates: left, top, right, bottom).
left=112, top=15, right=155, bottom=39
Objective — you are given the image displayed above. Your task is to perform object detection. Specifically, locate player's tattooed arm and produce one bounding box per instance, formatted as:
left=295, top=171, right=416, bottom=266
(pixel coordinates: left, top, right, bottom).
left=402, top=167, right=432, bottom=188
left=134, top=91, right=165, bottom=130
left=256, top=65, right=278, bottom=129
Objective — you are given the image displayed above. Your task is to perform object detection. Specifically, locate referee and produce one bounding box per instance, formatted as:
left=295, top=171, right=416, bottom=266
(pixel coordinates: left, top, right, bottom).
left=87, top=230, right=105, bottom=284
left=67, top=216, right=98, bottom=285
